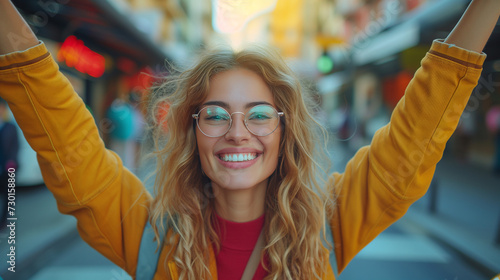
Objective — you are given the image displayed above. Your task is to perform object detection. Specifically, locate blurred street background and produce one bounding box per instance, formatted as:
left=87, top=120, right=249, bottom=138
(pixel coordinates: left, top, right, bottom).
left=0, top=0, right=499, bottom=279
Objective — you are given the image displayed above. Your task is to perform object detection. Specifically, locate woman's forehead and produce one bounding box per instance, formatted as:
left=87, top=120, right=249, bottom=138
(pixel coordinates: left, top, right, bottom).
left=204, top=68, right=275, bottom=108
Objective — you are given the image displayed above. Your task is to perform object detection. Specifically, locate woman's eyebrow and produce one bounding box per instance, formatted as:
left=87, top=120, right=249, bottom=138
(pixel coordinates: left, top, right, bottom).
left=202, top=101, right=229, bottom=108
left=245, top=101, right=273, bottom=109
left=201, top=101, right=274, bottom=109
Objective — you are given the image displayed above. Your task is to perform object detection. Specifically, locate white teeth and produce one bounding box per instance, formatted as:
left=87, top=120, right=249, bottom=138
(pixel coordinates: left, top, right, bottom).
left=220, top=153, right=257, bottom=162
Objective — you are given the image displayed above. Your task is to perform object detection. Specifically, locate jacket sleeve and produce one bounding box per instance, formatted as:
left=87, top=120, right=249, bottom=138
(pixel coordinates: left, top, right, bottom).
left=0, top=42, right=150, bottom=276
left=328, top=39, right=486, bottom=273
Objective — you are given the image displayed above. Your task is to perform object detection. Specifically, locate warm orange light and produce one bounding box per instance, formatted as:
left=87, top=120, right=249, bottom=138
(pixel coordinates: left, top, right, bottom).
left=156, top=100, right=170, bottom=132
left=57, top=36, right=105, bottom=78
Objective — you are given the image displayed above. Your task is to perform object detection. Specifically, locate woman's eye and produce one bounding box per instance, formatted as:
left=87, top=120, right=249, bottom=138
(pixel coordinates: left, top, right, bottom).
left=249, top=113, right=270, bottom=120
left=206, top=114, right=229, bottom=121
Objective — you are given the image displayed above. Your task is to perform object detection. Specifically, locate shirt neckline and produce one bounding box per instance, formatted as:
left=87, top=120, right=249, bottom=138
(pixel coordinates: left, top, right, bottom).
left=214, top=212, right=265, bottom=251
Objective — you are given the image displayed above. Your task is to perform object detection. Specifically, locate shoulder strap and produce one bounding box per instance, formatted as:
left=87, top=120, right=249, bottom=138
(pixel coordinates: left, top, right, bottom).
left=323, top=217, right=339, bottom=278
left=240, top=229, right=265, bottom=280
left=136, top=220, right=166, bottom=280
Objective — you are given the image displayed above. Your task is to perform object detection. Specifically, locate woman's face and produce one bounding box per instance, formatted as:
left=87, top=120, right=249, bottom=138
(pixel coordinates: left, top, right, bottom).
left=196, top=68, right=281, bottom=192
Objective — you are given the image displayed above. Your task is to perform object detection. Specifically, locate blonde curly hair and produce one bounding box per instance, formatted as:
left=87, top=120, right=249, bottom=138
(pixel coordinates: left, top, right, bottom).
left=147, top=45, right=334, bottom=279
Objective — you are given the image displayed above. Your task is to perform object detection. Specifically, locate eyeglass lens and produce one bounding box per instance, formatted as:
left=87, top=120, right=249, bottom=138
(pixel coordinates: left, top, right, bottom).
left=197, top=105, right=280, bottom=137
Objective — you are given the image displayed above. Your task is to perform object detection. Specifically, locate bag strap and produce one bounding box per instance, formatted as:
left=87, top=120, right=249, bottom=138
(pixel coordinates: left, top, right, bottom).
left=240, top=229, right=265, bottom=280
left=136, top=220, right=165, bottom=280
left=323, top=217, right=339, bottom=278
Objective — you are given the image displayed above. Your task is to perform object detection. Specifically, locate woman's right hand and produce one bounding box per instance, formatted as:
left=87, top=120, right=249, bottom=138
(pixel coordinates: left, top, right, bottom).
left=0, top=0, right=39, bottom=54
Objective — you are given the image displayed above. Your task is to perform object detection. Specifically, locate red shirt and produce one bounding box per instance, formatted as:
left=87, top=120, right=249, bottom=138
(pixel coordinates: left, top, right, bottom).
left=214, top=213, right=268, bottom=280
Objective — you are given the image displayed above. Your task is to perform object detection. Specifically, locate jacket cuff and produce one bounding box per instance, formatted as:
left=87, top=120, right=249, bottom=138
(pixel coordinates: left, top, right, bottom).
left=428, top=39, right=487, bottom=69
left=0, top=41, right=49, bottom=71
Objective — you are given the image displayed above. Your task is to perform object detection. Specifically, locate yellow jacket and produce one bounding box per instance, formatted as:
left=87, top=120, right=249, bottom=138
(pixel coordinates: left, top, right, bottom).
left=0, top=40, right=485, bottom=279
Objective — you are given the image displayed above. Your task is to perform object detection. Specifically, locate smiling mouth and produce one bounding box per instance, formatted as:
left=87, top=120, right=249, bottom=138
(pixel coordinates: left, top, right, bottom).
left=218, top=153, right=259, bottom=162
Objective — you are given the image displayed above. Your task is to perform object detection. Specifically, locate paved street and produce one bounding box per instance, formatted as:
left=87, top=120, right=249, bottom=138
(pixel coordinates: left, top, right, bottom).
left=339, top=215, right=487, bottom=280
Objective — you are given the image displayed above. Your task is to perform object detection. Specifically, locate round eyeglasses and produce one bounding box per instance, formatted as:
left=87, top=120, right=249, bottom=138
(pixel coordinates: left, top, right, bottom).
left=192, top=105, right=284, bottom=137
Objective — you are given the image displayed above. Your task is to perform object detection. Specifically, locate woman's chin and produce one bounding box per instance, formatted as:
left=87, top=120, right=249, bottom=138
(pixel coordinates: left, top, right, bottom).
left=210, top=176, right=268, bottom=193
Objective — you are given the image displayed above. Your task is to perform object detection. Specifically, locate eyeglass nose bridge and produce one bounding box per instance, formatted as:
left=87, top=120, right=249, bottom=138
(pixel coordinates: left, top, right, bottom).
left=227, top=111, right=249, bottom=134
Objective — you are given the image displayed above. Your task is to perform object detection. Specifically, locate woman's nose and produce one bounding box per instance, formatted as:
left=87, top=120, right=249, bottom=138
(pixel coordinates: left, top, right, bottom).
left=224, top=112, right=251, bottom=142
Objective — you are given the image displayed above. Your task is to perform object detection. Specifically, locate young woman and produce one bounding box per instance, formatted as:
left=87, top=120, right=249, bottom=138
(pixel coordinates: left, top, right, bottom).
left=0, top=0, right=498, bottom=279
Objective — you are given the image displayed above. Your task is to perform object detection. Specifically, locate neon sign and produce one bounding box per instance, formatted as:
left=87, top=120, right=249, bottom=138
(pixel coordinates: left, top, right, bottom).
left=57, top=35, right=105, bottom=78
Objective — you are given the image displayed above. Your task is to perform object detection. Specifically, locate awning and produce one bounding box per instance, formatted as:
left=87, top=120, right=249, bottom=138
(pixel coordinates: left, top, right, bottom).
left=12, top=0, right=170, bottom=68
left=352, top=0, right=472, bottom=66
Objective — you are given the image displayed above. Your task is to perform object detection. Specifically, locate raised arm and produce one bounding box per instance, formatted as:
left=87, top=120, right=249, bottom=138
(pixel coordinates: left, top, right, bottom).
left=444, top=0, right=500, bottom=53
left=0, top=1, right=152, bottom=276
left=0, top=0, right=39, bottom=54
left=329, top=1, right=499, bottom=273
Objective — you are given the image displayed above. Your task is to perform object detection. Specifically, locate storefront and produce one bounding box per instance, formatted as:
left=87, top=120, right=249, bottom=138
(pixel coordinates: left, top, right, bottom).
left=321, top=0, right=500, bottom=167
left=10, top=0, right=172, bottom=175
